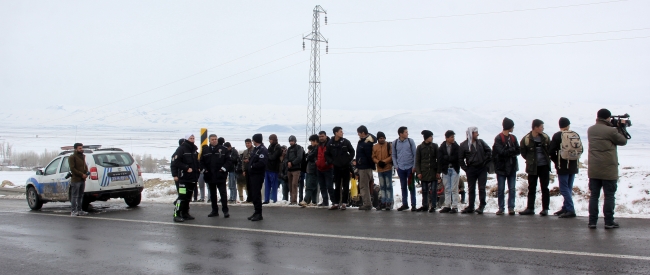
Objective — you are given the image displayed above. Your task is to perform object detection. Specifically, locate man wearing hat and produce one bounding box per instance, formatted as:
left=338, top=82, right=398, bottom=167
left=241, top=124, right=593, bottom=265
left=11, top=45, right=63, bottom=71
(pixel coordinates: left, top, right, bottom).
left=171, top=134, right=200, bottom=222
left=372, top=131, right=394, bottom=210
left=415, top=130, right=439, bottom=212
left=587, top=109, right=628, bottom=229
left=548, top=117, right=580, bottom=218
left=492, top=118, right=521, bottom=215
left=248, top=133, right=268, bottom=221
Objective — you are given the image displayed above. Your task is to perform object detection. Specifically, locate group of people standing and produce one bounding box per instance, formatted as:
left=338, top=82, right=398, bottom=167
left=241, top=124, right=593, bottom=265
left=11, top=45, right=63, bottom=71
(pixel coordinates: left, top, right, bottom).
left=170, top=108, right=627, bottom=229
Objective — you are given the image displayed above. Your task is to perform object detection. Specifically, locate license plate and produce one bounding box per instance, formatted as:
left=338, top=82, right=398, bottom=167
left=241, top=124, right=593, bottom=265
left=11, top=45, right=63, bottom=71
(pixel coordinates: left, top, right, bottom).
left=111, top=176, right=130, bottom=181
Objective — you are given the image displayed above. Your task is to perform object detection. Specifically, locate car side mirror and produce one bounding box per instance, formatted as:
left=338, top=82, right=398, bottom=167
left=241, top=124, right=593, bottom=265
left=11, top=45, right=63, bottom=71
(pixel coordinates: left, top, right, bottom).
left=36, top=170, right=43, bottom=176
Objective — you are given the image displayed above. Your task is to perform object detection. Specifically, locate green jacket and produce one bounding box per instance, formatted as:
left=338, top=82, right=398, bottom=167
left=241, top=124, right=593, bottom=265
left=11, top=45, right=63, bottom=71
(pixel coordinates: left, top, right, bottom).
left=587, top=119, right=627, bottom=180
left=520, top=131, right=551, bottom=175
left=415, top=142, right=439, bottom=181
left=68, top=151, right=88, bottom=182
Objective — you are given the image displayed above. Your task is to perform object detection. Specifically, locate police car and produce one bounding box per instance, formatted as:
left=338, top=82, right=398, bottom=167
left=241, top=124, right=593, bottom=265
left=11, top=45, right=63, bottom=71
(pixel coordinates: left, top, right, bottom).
left=25, top=145, right=144, bottom=211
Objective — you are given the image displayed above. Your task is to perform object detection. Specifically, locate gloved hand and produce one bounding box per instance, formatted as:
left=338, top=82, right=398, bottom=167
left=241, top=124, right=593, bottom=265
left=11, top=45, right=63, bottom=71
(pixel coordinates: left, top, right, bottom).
left=378, top=161, right=386, bottom=168
left=220, top=167, right=227, bottom=172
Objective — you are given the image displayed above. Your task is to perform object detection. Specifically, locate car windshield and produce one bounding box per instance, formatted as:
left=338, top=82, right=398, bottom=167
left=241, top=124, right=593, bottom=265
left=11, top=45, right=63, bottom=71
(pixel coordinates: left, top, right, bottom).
left=93, top=153, right=134, bottom=167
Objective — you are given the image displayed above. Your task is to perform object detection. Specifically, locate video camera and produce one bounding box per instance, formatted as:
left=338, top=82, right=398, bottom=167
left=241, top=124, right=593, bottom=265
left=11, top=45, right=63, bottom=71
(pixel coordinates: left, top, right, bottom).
left=611, top=113, right=632, bottom=139
left=64, top=172, right=72, bottom=179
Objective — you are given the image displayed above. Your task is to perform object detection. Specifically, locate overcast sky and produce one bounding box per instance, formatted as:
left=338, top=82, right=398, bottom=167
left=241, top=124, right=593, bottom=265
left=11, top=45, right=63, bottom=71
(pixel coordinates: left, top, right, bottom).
left=2, top=0, right=649, bottom=120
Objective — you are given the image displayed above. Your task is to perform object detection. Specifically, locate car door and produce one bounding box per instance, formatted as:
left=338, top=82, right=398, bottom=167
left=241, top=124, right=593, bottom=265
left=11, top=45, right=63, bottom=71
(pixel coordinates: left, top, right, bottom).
left=40, top=157, right=62, bottom=200
left=55, top=156, right=72, bottom=200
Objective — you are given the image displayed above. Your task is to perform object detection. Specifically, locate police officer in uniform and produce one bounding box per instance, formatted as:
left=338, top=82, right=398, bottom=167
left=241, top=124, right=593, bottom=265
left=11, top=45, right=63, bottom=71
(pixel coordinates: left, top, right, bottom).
left=171, top=134, right=200, bottom=222
left=200, top=134, right=230, bottom=218
left=248, top=133, right=268, bottom=221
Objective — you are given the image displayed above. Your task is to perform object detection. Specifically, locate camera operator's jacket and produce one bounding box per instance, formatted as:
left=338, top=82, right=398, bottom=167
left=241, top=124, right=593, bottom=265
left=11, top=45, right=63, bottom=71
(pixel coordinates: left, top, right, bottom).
left=68, top=151, right=89, bottom=182
left=587, top=118, right=628, bottom=180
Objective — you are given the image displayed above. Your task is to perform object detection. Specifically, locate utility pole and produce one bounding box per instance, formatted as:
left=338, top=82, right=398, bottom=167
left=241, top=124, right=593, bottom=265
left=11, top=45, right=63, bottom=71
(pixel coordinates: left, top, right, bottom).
left=303, top=5, right=328, bottom=144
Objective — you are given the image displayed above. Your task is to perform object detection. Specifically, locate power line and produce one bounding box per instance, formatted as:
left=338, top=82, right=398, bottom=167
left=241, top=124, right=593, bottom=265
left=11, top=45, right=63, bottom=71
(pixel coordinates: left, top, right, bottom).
left=41, top=33, right=304, bottom=125
left=330, top=35, right=650, bottom=55
left=330, top=0, right=629, bottom=25
left=331, top=27, right=650, bottom=50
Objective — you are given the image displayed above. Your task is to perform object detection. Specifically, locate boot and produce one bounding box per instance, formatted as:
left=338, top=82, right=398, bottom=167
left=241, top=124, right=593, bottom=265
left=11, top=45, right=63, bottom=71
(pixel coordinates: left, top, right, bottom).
left=539, top=210, right=548, bottom=216
left=208, top=211, right=219, bottom=217
left=416, top=206, right=428, bottom=212
left=397, top=205, right=409, bottom=211
left=183, top=212, right=195, bottom=220
left=223, top=211, right=230, bottom=218
left=475, top=206, right=485, bottom=215
left=496, top=209, right=504, bottom=215
left=519, top=208, right=535, bottom=215
left=247, top=213, right=255, bottom=220
left=449, top=208, right=458, bottom=214
left=439, top=207, right=451, bottom=213
left=508, top=208, right=516, bottom=215
left=174, top=201, right=184, bottom=222
left=553, top=209, right=566, bottom=216
left=460, top=207, right=475, bottom=214
left=559, top=211, right=576, bottom=218
left=428, top=207, right=436, bottom=213
left=250, top=214, right=263, bottom=221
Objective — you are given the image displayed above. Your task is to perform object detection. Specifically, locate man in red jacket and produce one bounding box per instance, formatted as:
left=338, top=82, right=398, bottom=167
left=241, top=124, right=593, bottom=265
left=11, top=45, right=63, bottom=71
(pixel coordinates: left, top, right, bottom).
left=316, top=131, right=333, bottom=207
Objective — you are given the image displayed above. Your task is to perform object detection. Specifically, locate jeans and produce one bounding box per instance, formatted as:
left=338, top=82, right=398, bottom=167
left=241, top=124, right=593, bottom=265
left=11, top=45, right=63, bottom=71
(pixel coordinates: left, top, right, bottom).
left=377, top=170, right=393, bottom=204
left=317, top=169, right=333, bottom=205
left=303, top=173, right=319, bottom=204
left=497, top=171, right=517, bottom=211
left=288, top=171, right=301, bottom=203
left=397, top=168, right=416, bottom=208
left=466, top=166, right=488, bottom=209
left=194, top=173, right=205, bottom=201
left=332, top=166, right=350, bottom=205
left=527, top=165, right=550, bottom=210
left=70, top=181, right=85, bottom=212
left=421, top=181, right=437, bottom=209
left=558, top=174, right=576, bottom=213
left=442, top=168, right=460, bottom=208
left=264, top=171, right=279, bottom=203
left=588, top=178, right=617, bottom=225
left=299, top=172, right=305, bottom=202
left=228, top=172, right=237, bottom=201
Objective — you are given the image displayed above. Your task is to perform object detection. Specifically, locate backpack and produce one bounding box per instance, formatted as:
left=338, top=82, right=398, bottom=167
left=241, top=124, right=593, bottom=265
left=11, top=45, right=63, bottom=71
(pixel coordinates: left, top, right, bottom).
left=499, top=133, right=515, bottom=145
left=559, top=130, right=583, bottom=161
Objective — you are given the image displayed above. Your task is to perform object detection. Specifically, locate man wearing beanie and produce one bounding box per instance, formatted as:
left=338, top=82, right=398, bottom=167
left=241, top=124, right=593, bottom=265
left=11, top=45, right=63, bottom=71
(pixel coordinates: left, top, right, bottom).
left=519, top=119, right=552, bottom=216
left=372, top=131, right=394, bottom=210
left=248, top=133, right=268, bottom=221
left=264, top=134, right=282, bottom=204
left=587, top=109, right=627, bottom=229
left=548, top=117, right=581, bottom=218
left=492, top=118, right=521, bottom=215
left=415, top=130, right=439, bottom=212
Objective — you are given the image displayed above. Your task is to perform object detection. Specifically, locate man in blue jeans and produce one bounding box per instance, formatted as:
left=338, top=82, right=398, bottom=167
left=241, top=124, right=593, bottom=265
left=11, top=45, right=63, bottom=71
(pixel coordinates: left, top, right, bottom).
left=392, top=126, right=417, bottom=212
left=492, top=118, right=521, bottom=215
left=549, top=117, right=580, bottom=218
left=372, top=131, right=393, bottom=210
left=438, top=131, right=461, bottom=214
left=587, top=109, right=628, bottom=229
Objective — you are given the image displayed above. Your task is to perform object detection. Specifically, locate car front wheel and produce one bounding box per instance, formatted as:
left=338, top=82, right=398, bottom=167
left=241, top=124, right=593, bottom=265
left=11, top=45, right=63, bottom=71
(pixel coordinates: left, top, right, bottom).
left=27, top=186, right=43, bottom=210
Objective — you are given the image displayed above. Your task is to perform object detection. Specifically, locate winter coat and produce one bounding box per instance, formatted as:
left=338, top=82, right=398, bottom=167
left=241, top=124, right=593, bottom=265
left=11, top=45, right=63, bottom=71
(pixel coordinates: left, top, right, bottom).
left=492, top=133, right=521, bottom=176
left=549, top=131, right=579, bottom=175
left=316, top=137, right=333, bottom=172
left=248, top=144, right=269, bottom=175
left=587, top=119, right=628, bottom=180
left=224, top=147, right=240, bottom=173
left=355, top=134, right=377, bottom=170
left=279, top=157, right=288, bottom=182
left=286, top=144, right=304, bottom=172
left=199, top=144, right=230, bottom=183
left=325, top=137, right=355, bottom=168
left=266, top=143, right=283, bottom=173
left=238, top=147, right=253, bottom=174
left=459, top=139, right=492, bottom=171
left=306, top=147, right=317, bottom=174
left=520, top=131, right=551, bottom=175
left=415, top=142, right=439, bottom=181
left=68, top=151, right=89, bottom=182
left=438, top=142, right=460, bottom=174
left=372, top=142, right=393, bottom=173
left=172, top=141, right=201, bottom=182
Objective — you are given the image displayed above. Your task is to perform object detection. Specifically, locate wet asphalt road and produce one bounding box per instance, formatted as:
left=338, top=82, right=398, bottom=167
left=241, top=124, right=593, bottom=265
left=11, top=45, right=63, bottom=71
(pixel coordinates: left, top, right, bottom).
left=1, top=199, right=650, bottom=274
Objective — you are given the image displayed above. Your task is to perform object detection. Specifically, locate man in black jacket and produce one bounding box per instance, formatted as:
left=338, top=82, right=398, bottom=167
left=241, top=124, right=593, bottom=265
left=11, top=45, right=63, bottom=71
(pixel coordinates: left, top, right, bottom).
left=224, top=142, right=239, bottom=203
left=264, top=134, right=282, bottom=204
left=459, top=127, right=492, bottom=214
left=286, top=135, right=304, bottom=205
left=248, top=134, right=268, bottom=221
left=549, top=117, right=580, bottom=218
left=300, top=135, right=320, bottom=207
left=171, top=134, right=201, bottom=222
left=325, top=126, right=356, bottom=210
left=492, top=118, right=521, bottom=215
left=438, top=130, right=461, bottom=213
left=200, top=134, right=230, bottom=218
left=355, top=125, right=376, bottom=211
left=519, top=119, right=552, bottom=216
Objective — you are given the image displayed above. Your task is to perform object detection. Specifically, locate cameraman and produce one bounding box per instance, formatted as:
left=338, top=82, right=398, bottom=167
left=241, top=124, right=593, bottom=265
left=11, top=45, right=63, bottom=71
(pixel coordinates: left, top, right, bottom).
left=587, top=109, right=628, bottom=229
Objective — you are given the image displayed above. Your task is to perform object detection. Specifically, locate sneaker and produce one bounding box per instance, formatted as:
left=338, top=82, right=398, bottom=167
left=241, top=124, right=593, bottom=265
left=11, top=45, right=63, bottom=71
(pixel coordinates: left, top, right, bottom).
left=71, top=211, right=77, bottom=216
left=460, top=207, right=475, bottom=214
left=397, top=205, right=409, bottom=211
left=439, top=207, right=451, bottom=213
left=508, top=209, right=516, bottom=215
left=262, top=201, right=270, bottom=205
left=416, top=206, right=428, bottom=212
left=223, top=212, right=230, bottom=218
left=340, top=204, right=347, bottom=210
left=208, top=211, right=219, bottom=217
left=250, top=214, right=263, bottom=222
left=475, top=206, right=485, bottom=215
left=77, top=211, right=88, bottom=216
left=519, top=209, right=535, bottom=215
left=553, top=209, right=566, bottom=216
left=605, top=222, right=620, bottom=229
left=329, top=204, right=339, bottom=210
left=539, top=210, right=548, bottom=216
left=559, top=212, right=576, bottom=218
left=299, top=201, right=308, bottom=208
left=588, top=223, right=597, bottom=229
left=496, top=210, right=504, bottom=215
left=410, top=207, right=418, bottom=212
left=449, top=208, right=458, bottom=214
left=428, top=208, right=436, bottom=213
